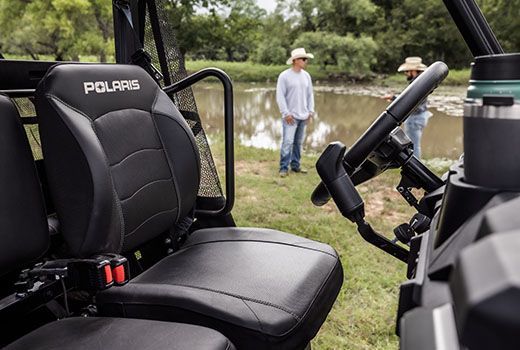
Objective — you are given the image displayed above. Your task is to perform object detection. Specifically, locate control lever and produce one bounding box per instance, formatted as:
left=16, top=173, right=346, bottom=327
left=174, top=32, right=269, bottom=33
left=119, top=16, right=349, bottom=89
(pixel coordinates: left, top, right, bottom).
left=393, top=213, right=432, bottom=245
left=315, top=142, right=410, bottom=262
left=315, top=142, right=364, bottom=222
left=410, top=213, right=431, bottom=233
left=394, top=224, right=414, bottom=244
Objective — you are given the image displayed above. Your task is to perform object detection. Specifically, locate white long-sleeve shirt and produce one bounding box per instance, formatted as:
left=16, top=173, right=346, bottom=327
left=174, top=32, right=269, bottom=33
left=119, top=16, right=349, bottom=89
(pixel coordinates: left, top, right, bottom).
left=276, top=68, right=315, bottom=120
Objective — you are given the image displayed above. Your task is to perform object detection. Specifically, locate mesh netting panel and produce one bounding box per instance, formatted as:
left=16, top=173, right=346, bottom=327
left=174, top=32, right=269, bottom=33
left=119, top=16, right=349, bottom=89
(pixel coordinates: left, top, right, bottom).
left=13, top=98, right=42, bottom=160
left=144, top=1, right=224, bottom=202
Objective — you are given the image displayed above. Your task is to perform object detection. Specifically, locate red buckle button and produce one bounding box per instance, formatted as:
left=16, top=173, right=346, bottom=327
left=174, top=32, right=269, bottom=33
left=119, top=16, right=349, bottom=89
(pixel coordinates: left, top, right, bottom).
left=113, top=265, right=126, bottom=284
left=104, top=264, right=113, bottom=284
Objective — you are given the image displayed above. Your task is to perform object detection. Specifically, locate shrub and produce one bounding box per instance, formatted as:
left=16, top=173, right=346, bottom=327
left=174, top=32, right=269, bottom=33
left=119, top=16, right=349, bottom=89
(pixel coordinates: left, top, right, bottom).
left=293, top=31, right=378, bottom=77
left=251, top=38, right=288, bottom=65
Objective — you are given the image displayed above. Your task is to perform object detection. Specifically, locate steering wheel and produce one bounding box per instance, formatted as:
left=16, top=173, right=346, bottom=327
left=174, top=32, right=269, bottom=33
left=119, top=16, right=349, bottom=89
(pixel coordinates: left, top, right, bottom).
left=312, top=61, right=449, bottom=207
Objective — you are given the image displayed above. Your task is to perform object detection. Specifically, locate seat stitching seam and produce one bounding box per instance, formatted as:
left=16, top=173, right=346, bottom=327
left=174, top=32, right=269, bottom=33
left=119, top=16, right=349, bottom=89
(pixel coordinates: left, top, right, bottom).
left=153, top=112, right=200, bottom=166
left=181, top=239, right=337, bottom=258
left=119, top=177, right=173, bottom=202
left=46, top=94, right=93, bottom=121
left=290, top=241, right=320, bottom=245
left=241, top=299, right=265, bottom=334
left=90, top=115, right=127, bottom=253
left=256, top=257, right=342, bottom=339
left=282, top=258, right=341, bottom=337
left=150, top=89, right=182, bottom=222
left=152, top=110, right=202, bottom=218
left=133, top=282, right=301, bottom=321
left=110, top=148, right=163, bottom=167
left=152, top=111, right=201, bottom=178
left=125, top=208, right=178, bottom=238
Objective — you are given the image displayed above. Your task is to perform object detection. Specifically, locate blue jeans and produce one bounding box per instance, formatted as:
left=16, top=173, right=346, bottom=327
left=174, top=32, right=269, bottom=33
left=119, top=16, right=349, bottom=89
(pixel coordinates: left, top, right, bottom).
left=404, top=111, right=431, bottom=159
left=280, top=118, right=307, bottom=171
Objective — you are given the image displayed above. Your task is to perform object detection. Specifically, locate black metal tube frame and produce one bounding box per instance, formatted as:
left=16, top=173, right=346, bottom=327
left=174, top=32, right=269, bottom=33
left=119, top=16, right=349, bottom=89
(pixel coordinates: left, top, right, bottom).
left=0, top=90, right=35, bottom=98
left=443, top=0, right=503, bottom=56
left=163, top=68, right=235, bottom=217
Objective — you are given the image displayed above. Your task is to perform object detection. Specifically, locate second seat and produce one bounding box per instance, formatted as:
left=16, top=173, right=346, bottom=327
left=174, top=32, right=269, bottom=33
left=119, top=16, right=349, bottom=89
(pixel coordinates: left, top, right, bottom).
left=35, top=63, right=343, bottom=350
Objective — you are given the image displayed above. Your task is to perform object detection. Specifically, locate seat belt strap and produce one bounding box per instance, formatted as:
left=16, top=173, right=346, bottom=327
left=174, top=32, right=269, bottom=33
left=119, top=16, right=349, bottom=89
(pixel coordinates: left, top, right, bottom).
left=113, top=0, right=163, bottom=83
left=168, top=207, right=196, bottom=252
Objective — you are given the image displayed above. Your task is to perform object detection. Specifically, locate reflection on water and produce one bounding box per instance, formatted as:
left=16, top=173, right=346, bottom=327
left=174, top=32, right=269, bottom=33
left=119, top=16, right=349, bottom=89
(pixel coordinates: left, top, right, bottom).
left=193, top=83, right=463, bottom=159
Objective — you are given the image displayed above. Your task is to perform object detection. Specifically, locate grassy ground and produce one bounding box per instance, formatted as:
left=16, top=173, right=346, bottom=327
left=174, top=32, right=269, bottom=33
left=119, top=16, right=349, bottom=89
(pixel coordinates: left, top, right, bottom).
left=186, top=60, right=471, bottom=86
left=379, top=68, right=471, bottom=87
left=208, top=142, right=439, bottom=349
left=186, top=60, right=341, bottom=82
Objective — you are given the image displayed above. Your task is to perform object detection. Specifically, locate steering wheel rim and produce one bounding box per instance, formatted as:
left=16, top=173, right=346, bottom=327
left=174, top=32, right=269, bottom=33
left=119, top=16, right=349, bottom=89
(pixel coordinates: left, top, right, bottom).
left=312, top=61, right=449, bottom=206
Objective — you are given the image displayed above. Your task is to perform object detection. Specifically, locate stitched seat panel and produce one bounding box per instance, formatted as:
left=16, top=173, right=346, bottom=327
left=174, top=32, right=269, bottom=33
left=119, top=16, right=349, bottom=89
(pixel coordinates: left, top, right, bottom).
left=98, top=227, right=343, bottom=349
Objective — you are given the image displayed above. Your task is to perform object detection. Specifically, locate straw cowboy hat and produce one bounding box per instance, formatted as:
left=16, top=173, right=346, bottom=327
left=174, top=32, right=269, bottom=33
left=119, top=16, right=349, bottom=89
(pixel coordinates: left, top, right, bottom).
left=397, top=56, right=428, bottom=72
left=286, top=48, right=314, bottom=65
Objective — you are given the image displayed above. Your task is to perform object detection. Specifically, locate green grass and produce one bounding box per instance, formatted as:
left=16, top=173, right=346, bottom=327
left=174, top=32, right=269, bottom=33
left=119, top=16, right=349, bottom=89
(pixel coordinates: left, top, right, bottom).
left=187, top=60, right=471, bottom=85
left=208, top=142, right=429, bottom=349
left=186, top=60, right=341, bottom=83
left=379, top=68, right=471, bottom=87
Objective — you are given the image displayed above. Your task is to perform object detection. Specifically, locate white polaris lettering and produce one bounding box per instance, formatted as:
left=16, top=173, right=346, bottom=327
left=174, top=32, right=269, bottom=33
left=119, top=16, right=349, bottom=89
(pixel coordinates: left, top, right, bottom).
left=83, top=79, right=140, bottom=94
left=112, top=80, right=122, bottom=92
left=106, top=81, right=114, bottom=93
left=120, top=80, right=130, bottom=91
left=83, top=82, right=95, bottom=94
left=95, top=81, right=106, bottom=93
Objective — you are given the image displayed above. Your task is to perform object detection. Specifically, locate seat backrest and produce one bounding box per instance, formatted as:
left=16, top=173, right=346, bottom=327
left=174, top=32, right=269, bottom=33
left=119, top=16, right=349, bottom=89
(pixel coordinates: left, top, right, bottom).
left=35, top=64, right=200, bottom=257
left=0, top=94, right=48, bottom=276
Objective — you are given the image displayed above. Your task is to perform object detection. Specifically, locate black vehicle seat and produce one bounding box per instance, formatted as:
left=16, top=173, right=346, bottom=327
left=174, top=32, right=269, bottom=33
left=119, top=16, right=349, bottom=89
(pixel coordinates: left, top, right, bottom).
left=5, top=318, right=236, bottom=350
left=35, top=64, right=343, bottom=350
left=0, top=94, right=236, bottom=350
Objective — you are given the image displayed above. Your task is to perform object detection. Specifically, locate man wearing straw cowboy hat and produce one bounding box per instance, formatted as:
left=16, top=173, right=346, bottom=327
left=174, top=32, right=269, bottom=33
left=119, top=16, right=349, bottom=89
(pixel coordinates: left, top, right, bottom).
left=385, top=56, right=433, bottom=158
left=276, top=47, right=315, bottom=178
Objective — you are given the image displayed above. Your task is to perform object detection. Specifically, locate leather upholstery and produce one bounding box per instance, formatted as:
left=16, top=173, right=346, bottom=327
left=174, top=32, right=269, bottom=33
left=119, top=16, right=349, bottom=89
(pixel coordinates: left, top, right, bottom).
left=4, top=317, right=236, bottom=350
left=36, top=64, right=199, bottom=257
left=0, top=94, right=48, bottom=276
left=36, top=64, right=343, bottom=349
left=99, top=227, right=343, bottom=350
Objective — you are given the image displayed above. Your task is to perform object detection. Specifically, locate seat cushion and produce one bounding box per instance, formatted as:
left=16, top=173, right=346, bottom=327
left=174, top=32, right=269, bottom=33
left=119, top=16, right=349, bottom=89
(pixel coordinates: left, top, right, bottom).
left=98, top=228, right=343, bottom=350
left=5, top=317, right=235, bottom=350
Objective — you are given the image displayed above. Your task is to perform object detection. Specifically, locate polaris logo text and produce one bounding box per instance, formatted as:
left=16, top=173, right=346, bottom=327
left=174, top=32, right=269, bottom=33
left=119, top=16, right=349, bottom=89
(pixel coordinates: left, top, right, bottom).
left=83, top=80, right=140, bottom=95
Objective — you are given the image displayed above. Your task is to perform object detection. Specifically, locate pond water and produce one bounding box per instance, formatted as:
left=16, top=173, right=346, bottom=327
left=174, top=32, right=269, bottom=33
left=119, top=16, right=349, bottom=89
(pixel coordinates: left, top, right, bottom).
left=193, top=83, right=464, bottom=159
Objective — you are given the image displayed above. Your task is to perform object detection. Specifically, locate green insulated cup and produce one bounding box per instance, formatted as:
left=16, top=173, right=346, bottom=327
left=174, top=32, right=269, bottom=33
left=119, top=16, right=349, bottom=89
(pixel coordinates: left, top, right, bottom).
left=464, top=54, right=520, bottom=189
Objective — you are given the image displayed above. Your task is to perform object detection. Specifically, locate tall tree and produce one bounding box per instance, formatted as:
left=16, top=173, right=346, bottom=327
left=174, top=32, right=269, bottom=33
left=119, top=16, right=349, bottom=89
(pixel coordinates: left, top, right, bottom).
left=161, top=0, right=230, bottom=57
left=479, top=0, right=520, bottom=52
left=0, top=0, right=113, bottom=61
left=171, top=0, right=265, bottom=61
left=221, top=0, right=266, bottom=61
left=287, top=0, right=378, bottom=35
left=371, top=0, right=472, bottom=72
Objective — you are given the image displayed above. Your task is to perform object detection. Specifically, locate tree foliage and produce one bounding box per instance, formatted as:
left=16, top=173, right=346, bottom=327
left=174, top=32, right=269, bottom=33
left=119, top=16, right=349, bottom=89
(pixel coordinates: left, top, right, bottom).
left=0, top=0, right=517, bottom=75
left=293, top=31, right=377, bottom=76
left=370, top=0, right=472, bottom=72
left=479, top=0, right=520, bottom=52
left=0, top=0, right=113, bottom=61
